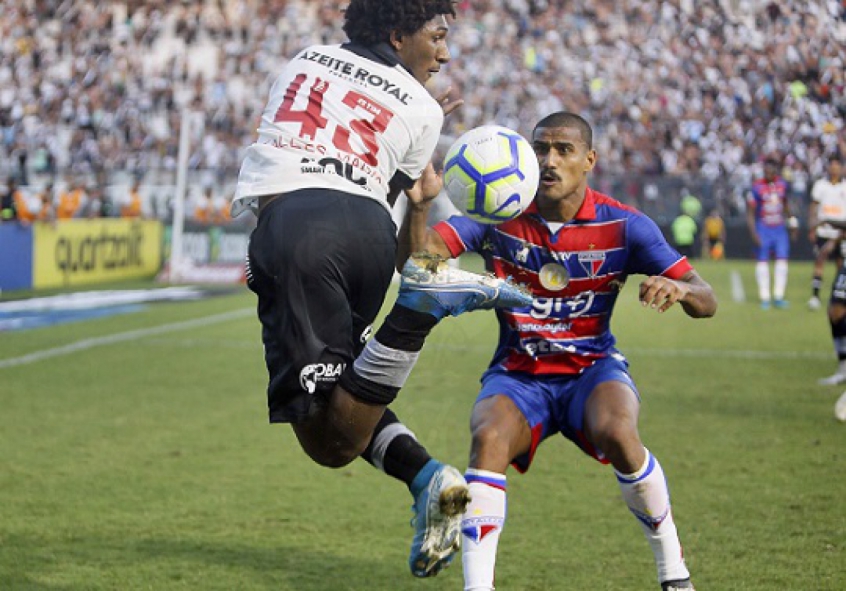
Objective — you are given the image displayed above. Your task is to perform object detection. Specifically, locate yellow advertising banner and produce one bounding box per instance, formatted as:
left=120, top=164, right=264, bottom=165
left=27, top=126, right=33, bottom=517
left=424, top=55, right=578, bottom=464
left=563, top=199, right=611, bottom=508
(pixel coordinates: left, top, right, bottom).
left=33, top=219, right=163, bottom=289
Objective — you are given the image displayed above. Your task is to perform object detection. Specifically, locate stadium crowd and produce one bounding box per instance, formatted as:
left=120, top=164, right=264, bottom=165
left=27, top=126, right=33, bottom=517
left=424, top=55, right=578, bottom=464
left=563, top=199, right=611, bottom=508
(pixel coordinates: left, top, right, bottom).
left=0, top=0, right=845, bottom=220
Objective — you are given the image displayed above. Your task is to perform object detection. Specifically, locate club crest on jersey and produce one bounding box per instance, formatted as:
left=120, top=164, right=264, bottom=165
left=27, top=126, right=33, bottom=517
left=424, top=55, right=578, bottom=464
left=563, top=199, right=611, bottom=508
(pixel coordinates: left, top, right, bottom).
left=461, top=516, right=504, bottom=544
left=578, top=251, right=606, bottom=278
left=538, top=262, right=569, bottom=291
left=299, top=363, right=346, bottom=393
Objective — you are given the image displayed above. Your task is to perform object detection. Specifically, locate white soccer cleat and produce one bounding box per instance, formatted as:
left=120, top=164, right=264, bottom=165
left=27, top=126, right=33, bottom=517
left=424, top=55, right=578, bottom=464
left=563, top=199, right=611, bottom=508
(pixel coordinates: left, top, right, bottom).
left=835, top=391, right=846, bottom=422
left=818, top=372, right=846, bottom=386
left=808, top=296, right=821, bottom=311
left=408, top=464, right=471, bottom=577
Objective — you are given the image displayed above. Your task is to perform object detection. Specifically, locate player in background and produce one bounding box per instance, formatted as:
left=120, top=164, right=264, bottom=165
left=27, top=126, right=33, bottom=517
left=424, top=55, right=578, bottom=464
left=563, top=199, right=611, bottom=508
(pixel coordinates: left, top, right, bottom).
left=701, top=207, right=726, bottom=260
left=230, top=0, right=530, bottom=577
left=746, top=156, right=798, bottom=309
left=807, top=157, right=846, bottom=311
left=403, top=112, right=716, bottom=590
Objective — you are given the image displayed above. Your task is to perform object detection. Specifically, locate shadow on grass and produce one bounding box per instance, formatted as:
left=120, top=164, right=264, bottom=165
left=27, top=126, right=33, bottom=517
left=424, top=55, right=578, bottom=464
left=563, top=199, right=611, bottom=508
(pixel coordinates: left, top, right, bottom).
left=1, top=532, right=449, bottom=591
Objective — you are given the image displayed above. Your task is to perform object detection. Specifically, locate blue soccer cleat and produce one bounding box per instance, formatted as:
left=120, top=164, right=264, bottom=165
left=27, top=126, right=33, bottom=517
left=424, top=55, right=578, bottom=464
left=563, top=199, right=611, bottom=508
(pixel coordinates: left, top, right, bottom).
left=397, top=256, right=533, bottom=320
left=409, top=463, right=471, bottom=578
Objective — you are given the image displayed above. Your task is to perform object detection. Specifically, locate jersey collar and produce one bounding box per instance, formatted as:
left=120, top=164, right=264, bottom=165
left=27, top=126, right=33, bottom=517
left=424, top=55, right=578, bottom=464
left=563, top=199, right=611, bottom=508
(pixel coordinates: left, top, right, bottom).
left=525, top=186, right=598, bottom=223
left=341, top=41, right=404, bottom=70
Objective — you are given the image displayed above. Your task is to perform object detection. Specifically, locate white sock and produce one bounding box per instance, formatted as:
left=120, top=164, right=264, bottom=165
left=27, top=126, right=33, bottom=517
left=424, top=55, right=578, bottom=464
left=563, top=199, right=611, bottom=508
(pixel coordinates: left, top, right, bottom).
left=773, top=259, right=789, bottom=300
left=616, top=449, right=689, bottom=584
left=755, top=261, right=771, bottom=302
left=462, top=469, right=507, bottom=591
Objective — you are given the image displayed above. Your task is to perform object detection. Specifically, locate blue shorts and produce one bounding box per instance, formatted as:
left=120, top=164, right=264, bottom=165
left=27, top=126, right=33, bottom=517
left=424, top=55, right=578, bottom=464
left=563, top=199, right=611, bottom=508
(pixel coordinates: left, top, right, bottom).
left=478, top=354, right=639, bottom=472
left=755, top=225, right=790, bottom=261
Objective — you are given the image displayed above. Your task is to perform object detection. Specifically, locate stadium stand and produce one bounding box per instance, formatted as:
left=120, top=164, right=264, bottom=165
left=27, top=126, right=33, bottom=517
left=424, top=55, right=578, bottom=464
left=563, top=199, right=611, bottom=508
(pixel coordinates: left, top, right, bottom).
left=0, top=0, right=844, bottom=223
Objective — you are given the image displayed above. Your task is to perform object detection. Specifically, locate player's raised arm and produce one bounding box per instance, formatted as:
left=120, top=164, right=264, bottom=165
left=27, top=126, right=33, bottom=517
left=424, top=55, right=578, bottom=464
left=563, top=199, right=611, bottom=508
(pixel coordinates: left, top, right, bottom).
left=396, top=164, right=453, bottom=270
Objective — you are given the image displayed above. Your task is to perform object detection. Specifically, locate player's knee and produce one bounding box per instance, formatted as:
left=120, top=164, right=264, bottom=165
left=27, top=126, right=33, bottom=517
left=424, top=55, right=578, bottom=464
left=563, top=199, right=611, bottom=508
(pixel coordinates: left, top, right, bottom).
left=592, top=422, right=640, bottom=461
left=306, top=442, right=365, bottom=469
left=469, top=423, right=513, bottom=467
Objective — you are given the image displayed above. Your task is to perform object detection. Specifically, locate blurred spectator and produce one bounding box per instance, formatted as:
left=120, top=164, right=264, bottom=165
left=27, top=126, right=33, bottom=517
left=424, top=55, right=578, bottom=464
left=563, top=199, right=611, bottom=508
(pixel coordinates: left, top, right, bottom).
left=0, top=178, right=25, bottom=222
left=0, top=0, right=843, bottom=216
left=84, top=186, right=116, bottom=218
left=193, top=185, right=225, bottom=225
left=56, top=180, right=87, bottom=219
left=36, top=183, right=56, bottom=222
left=120, top=178, right=145, bottom=218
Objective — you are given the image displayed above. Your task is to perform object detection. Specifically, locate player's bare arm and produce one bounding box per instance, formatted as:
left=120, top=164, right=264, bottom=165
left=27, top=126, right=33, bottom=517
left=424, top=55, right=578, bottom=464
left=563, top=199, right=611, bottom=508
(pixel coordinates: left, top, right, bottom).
left=639, top=270, right=717, bottom=318
left=746, top=206, right=760, bottom=246
left=396, top=164, right=451, bottom=269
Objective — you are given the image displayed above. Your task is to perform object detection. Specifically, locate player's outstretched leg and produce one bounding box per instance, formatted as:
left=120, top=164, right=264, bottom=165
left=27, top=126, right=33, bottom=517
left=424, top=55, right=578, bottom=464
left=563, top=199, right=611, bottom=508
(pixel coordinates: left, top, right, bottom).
left=397, top=255, right=533, bottom=320
left=408, top=462, right=471, bottom=577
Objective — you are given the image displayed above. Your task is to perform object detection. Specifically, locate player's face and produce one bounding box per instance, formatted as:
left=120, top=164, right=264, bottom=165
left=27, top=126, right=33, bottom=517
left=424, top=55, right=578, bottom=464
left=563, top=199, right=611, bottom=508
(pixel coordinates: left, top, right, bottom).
left=764, top=162, right=779, bottom=180
left=532, top=126, right=596, bottom=204
left=393, top=15, right=451, bottom=84
left=829, top=160, right=842, bottom=181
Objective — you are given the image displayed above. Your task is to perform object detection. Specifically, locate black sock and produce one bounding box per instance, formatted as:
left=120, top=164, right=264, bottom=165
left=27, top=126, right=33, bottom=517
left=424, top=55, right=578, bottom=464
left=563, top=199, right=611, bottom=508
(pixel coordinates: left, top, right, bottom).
left=374, top=304, right=439, bottom=352
left=361, top=408, right=432, bottom=486
left=812, top=275, right=822, bottom=298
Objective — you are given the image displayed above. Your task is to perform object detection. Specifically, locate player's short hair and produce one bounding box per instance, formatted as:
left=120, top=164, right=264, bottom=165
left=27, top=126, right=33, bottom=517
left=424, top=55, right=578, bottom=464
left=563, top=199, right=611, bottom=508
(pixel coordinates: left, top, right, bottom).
left=343, top=0, right=456, bottom=47
left=533, top=112, right=593, bottom=149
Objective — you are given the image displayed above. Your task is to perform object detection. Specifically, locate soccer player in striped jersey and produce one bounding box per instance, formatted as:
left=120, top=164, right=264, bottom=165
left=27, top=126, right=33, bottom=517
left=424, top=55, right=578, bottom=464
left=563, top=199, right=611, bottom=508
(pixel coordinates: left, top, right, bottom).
left=746, top=156, right=797, bottom=309
left=404, top=112, right=717, bottom=590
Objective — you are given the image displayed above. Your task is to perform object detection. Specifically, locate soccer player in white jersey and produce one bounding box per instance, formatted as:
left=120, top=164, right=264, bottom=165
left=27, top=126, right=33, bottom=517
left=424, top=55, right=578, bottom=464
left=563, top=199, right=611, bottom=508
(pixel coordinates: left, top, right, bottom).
left=808, top=158, right=846, bottom=312
left=403, top=112, right=717, bottom=590
left=810, top=159, right=846, bottom=385
left=230, top=0, right=530, bottom=578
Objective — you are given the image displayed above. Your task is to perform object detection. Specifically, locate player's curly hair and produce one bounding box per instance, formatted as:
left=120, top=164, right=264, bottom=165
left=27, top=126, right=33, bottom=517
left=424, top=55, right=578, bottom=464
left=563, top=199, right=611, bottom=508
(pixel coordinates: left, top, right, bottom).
left=343, top=0, right=456, bottom=47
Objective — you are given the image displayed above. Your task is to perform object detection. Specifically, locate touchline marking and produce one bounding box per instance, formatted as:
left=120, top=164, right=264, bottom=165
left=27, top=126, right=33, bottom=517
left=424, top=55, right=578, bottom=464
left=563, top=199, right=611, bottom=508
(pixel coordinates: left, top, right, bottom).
left=0, top=308, right=253, bottom=369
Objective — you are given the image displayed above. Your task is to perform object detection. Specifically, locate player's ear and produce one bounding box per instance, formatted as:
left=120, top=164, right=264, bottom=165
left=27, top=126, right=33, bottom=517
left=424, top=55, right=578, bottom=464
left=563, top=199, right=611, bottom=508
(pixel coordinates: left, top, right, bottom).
left=390, top=30, right=403, bottom=51
left=584, top=149, right=597, bottom=173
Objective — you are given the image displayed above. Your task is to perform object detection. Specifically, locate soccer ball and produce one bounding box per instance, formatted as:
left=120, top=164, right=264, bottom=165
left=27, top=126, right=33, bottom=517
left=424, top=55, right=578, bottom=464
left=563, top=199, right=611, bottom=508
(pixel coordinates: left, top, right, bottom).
left=443, top=125, right=540, bottom=224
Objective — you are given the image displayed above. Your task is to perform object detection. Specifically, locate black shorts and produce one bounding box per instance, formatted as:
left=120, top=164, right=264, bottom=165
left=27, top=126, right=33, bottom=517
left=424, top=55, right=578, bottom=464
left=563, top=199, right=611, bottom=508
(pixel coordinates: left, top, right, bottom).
left=814, top=235, right=844, bottom=261
left=832, top=264, right=846, bottom=304
left=246, top=189, right=397, bottom=423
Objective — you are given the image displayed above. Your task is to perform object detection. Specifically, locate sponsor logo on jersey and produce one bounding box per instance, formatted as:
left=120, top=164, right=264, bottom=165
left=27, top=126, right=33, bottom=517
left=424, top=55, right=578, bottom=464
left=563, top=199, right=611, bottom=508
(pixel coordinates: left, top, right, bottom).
left=360, top=324, right=373, bottom=343
left=299, top=363, right=346, bottom=393
left=299, top=157, right=368, bottom=187
left=299, top=50, right=412, bottom=104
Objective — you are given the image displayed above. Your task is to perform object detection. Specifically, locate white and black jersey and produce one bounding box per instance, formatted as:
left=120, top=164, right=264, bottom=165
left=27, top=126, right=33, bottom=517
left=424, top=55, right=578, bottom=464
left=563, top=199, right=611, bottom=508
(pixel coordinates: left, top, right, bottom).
left=812, top=177, right=846, bottom=240
left=232, top=43, right=443, bottom=217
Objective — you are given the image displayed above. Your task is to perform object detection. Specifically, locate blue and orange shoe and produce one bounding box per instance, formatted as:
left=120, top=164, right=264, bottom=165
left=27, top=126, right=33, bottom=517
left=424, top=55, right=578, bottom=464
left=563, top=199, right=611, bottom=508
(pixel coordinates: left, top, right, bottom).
left=397, top=256, right=533, bottom=320
left=408, top=463, right=471, bottom=578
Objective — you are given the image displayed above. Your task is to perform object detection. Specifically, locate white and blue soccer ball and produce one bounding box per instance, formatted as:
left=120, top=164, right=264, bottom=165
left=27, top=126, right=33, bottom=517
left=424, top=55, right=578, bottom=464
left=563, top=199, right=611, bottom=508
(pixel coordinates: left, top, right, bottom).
left=443, top=125, right=540, bottom=225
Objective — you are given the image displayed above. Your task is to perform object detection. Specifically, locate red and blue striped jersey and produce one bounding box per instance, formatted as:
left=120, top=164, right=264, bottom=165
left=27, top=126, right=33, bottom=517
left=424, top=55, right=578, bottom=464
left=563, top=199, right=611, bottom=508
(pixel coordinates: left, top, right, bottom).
left=433, top=187, right=692, bottom=376
left=748, top=177, right=790, bottom=228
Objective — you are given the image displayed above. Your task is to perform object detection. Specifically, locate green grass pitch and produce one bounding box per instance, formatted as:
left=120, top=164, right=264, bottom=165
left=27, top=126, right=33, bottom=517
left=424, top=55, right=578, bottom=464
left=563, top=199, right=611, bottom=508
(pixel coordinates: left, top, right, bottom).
left=1, top=259, right=844, bottom=590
